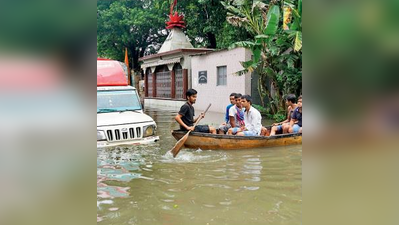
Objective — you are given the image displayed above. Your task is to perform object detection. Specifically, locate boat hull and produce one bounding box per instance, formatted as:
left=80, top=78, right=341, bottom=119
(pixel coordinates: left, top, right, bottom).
left=171, top=130, right=302, bottom=150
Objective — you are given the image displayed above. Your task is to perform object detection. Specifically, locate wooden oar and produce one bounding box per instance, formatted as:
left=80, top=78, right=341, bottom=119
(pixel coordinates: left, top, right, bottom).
left=170, top=103, right=212, bottom=158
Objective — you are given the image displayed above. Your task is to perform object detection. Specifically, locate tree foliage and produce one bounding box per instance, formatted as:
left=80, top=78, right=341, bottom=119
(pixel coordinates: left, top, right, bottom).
left=97, top=0, right=168, bottom=71
left=178, top=0, right=252, bottom=48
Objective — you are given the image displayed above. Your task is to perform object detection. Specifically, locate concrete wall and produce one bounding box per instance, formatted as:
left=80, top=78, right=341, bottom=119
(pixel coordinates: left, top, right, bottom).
left=191, top=47, right=252, bottom=113
left=181, top=55, right=192, bottom=88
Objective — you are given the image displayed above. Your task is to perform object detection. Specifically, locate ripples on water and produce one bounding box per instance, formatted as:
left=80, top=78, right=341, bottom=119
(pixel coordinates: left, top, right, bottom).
left=97, top=106, right=301, bottom=225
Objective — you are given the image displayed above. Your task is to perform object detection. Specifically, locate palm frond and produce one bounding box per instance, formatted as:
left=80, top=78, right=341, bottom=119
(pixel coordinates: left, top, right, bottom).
left=255, top=34, right=270, bottom=40
left=252, top=1, right=267, bottom=13
left=235, top=68, right=249, bottom=76
left=229, top=41, right=260, bottom=50
left=226, top=15, right=248, bottom=27
left=241, top=59, right=261, bottom=73
left=222, top=1, right=246, bottom=17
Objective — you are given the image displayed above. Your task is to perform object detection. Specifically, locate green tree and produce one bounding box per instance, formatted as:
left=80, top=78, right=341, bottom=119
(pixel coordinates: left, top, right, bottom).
left=177, top=0, right=251, bottom=48
left=97, top=0, right=168, bottom=71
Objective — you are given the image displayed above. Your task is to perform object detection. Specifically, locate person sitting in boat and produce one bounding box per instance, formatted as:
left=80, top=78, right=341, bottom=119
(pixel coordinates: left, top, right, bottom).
left=218, top=93, right=237, bottom=134
left=226, top=94, right=246, bottom=135
left=260, top=126, right=271, bottom=136
left=236, top=95, right=262, bottom=136
left=270, top=94, right=298, bottom=135
left=288, top=95, right=302, bottom=133
left=175, top=88, right=217, bottom=134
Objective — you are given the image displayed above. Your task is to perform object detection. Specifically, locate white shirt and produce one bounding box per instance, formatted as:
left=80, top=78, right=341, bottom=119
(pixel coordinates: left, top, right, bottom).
left=244, top=106, right=262, bottom=135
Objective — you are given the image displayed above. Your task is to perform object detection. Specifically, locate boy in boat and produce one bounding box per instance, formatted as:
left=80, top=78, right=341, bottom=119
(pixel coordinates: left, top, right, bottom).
left=236, top=95, right=262, bottom=136
left=226, top=94, right=245, bottom=135
left=270, top=94, right=298, bottom=135
left=175, top=89, right=217, bottom=134
left=288, top=95, right=302, bottom=133
left=260, top=126, right=271, bottom=136
left=218, top=93, right=237, bottom=134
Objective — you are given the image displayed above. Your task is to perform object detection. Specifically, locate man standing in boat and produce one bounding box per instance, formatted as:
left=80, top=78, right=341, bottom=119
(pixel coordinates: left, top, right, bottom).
left=175, top=89, right=217, bottom=134
left=236, top=95, right=262, bottom=136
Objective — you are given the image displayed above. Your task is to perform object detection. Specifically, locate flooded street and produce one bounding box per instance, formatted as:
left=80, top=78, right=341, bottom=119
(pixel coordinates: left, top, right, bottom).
left=97, top=106, right=302, bottom=225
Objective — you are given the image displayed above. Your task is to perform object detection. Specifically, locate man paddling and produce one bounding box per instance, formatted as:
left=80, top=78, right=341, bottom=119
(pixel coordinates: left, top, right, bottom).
left=175, top=89, right=217, bottom=134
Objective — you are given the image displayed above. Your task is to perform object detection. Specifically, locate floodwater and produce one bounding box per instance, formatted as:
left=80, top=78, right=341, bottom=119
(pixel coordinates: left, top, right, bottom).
left=97, top=106, right=302, bottom=225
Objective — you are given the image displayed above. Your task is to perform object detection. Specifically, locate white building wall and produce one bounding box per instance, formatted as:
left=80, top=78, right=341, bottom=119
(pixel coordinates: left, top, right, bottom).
left=191, top=47, right=252, bottom=113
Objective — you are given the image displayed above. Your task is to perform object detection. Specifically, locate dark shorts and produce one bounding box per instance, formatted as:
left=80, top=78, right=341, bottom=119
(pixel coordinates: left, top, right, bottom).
left=274, top=125, right=283, bottom=134
left=218, top=124, right=231, bottom=134
left=194, top=125, right=210, bottom=133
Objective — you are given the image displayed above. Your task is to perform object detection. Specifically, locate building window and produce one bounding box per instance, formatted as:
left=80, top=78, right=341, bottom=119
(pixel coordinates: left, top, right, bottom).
left=217, top=66, right=227, bottom=86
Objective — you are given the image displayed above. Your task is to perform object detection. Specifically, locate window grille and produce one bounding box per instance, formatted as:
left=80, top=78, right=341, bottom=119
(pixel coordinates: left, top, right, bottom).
left=155, top=71, right=171, bottom=98
left=175, top=69, right=184, bottom=99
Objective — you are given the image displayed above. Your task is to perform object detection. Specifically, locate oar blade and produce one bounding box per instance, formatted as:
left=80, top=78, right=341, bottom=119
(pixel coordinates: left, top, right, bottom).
left=171, top=133, right=189, bottom=157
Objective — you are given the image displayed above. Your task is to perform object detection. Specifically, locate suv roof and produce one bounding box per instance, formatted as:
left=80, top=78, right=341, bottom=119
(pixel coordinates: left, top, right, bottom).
left=97, top=86, right=136, bottom=91
left=97, top=59, right=128, bottom=86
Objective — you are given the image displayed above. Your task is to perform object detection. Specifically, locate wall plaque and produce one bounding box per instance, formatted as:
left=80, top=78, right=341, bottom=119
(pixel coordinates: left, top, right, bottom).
left=198, top=71, right=207, bottom=84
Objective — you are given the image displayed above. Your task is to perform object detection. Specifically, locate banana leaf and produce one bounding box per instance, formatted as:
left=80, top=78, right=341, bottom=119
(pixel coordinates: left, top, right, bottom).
left=264, top=5, right=280, bottom=35
left=294, top=31, right=302, bottom=52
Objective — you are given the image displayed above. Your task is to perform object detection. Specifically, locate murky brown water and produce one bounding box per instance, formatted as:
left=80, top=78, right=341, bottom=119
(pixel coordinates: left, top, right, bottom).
left=97, top=106, right=302, bottom=225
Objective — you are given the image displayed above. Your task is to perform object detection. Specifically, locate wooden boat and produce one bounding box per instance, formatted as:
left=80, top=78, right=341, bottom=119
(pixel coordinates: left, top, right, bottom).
left=171, top=130, right=302, bottom=150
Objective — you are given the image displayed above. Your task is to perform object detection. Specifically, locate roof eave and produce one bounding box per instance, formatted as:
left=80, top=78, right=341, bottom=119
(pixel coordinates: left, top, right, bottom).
left=139, top=48, right=214, bottom=61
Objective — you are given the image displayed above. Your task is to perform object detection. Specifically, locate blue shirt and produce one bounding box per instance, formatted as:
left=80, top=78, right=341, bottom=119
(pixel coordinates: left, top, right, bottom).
left=225, top=104, right=234, bottom=122
left=292, top=107, right=302, bottom=127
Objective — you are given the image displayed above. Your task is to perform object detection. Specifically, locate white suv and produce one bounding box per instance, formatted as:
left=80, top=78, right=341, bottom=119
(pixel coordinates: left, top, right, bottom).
left=97, top=86, right=159, bottom=147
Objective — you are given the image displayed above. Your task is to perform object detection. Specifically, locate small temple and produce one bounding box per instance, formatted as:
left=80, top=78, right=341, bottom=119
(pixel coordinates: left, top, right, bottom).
left=139, top=0, right=213, bottom=102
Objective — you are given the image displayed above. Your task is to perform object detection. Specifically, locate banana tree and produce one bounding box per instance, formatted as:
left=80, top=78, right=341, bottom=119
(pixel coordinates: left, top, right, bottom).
left=222, top=0, right=281, bottom=114
left=223, top=0, right=302, bottom=116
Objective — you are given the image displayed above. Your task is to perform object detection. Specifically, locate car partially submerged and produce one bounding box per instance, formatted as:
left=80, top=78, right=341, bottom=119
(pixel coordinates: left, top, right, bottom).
left=97, top=59, right=159, bottom=147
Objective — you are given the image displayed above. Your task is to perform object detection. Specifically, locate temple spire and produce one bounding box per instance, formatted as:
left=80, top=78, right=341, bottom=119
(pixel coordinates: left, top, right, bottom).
left=159, top=0, right=193, bottom=53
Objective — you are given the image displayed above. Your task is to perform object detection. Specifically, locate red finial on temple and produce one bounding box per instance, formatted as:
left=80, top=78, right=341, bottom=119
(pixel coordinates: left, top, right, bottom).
left=166, top=0, right=186, bottom=29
